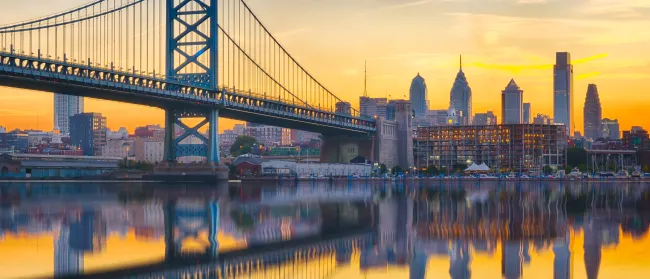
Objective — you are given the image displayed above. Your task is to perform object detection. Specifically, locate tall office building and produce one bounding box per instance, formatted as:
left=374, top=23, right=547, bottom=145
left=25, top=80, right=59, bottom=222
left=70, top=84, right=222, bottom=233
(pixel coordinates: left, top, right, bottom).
left=70, top=112, right=107, bottom=156
left=359, top=97, right=388, bottom=118
left=54, top=94, right=84, bottom=134
left=523, top=103, right=531, bottom=124
left=583, top=84, right=602, bottom=140
left=450, top=56, right=472, bottom=125
left=501, top=79, right=524, bottom=124
left=409, top=74, right=428, bottom=117
left=553, top=52, right=574, bottom=136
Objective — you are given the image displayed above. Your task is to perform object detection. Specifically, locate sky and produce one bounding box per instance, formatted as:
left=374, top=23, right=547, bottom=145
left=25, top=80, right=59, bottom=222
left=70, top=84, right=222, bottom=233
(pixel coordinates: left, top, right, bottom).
left=0, top=0, right=649, bottom=133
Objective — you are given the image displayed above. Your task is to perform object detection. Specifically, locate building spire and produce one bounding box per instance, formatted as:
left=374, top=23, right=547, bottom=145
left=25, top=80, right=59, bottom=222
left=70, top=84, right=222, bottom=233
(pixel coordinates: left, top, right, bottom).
left=363, top=60, right=368, bottom=97
left=460, top=54, right=462, bottom=71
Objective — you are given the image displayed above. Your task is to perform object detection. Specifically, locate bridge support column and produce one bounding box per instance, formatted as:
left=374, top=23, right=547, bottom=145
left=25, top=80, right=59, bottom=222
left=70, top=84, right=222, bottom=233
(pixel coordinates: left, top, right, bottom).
left=208, top=109, right=220, bottom=164
left=164, top=109, right=176, bottom=162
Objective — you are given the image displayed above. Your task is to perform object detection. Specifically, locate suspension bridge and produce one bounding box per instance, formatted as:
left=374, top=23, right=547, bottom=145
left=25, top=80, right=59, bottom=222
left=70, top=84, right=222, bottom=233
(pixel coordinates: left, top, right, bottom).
left=0, top=0, right=376, bottom=162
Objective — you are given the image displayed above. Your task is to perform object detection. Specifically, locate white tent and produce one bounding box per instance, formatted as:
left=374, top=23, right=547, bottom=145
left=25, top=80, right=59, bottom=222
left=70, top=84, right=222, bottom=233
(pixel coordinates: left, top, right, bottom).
left=478, top=163, right=490, bottom=171
left=465, top=163, right=490, bottom=172
left=465, top=163, right=481, bottom=172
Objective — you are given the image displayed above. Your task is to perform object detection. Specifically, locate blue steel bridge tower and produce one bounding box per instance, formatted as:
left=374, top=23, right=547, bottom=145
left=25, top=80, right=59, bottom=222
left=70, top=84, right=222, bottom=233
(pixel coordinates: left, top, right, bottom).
left=165, top=0, right=220, bottom=163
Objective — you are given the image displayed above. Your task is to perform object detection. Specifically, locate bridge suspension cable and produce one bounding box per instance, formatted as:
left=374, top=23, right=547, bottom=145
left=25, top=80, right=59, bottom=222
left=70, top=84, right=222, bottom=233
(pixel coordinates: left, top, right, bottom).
left=0, top=0, right=364, bottom=118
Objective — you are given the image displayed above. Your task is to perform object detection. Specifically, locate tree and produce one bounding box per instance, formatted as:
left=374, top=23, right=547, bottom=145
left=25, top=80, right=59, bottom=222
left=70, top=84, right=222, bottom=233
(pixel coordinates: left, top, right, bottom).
left=543, top=165, right=554, bottom=175
left=378, top=164, right=388, bottom=174
left=230, top=135, right=258, bottom=157
left=643, top=165, right=650, bottom=173
left=452, top=163, right=468, bottom=173
left=391, top=166, right=403, bottom=174
left=567, top=147, right=588, bottom=167
left=424, top=165, right=439, bottom=176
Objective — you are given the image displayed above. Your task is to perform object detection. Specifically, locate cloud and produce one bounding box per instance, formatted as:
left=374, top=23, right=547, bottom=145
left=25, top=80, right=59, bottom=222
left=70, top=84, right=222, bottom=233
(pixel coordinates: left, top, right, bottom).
left=577, top=72, right=601, bottom=80
left=516, top=0, right=547, bottom=3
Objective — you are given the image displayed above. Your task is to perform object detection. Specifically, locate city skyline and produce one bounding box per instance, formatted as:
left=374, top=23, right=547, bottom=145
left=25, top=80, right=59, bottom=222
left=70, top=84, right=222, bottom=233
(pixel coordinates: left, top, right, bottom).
left=0, top=0, right=649, bottom=134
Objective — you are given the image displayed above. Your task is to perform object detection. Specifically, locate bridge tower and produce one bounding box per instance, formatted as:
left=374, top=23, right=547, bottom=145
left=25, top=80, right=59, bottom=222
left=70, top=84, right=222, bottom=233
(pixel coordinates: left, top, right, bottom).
left=164, top=0, right=220, bottom=163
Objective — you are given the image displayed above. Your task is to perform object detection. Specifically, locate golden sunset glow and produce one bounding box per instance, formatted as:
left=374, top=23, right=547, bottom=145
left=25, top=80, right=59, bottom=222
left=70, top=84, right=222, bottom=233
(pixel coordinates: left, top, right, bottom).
left=0, top=0, right=648, bottom=133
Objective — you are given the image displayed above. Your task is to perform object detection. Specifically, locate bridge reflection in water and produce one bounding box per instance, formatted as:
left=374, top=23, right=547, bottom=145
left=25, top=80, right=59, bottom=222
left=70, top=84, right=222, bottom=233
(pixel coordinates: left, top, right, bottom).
left=2, top=181, right=650, bottom=278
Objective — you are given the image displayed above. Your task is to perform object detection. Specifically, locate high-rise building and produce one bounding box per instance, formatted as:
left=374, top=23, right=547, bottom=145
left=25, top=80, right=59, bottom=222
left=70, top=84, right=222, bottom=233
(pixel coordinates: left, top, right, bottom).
left=553, top=52, right=574, bottom=136
left=474, top=111, right=497, bottom=126
left=450, top=55, right=472, bottom=125
left=335, top=101, right=352, bottom=115
left=69, top=113, right=107, bottom=156
left=583, top=84, right=602, bottom=140
left=54, top=94, right=84, bottom=135
left=523, top=103, right=531, bottom=124
left=409, top=74, right=428, bottom=117
left=601, top=118, right=620, bottom=139
left=501, top=79, right=524, bottom=124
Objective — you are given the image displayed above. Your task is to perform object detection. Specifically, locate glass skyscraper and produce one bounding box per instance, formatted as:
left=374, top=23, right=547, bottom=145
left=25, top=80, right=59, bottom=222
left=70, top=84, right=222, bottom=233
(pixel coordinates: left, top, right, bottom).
left=450, top=56, right=472, bottom=125
left=553, top=52, right=574, bottom=136
left=54, top=94, right=84, bottom=134
left=409, top=74, right=428, bottom=118
left=583, top=84, right=602, bottom=140
left=501, top=79, right=523, bottom=124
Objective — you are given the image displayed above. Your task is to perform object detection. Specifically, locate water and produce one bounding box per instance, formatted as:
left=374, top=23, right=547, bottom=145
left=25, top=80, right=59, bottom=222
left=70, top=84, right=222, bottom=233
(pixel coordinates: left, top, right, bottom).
left=2, top=180, right=650, bottom=279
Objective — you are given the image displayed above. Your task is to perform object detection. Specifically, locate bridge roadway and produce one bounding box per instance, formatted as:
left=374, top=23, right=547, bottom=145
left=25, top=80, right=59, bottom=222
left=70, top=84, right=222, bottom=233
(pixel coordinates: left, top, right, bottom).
left=0, top=52, right=374, bottom=136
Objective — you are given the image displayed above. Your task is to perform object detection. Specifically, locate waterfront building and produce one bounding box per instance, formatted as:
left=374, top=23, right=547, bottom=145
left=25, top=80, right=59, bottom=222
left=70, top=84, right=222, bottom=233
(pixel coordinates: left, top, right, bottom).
left=54, top=94, right=84, bottom=135
left=409, top=74, right=428, bottom=117
left=335, top=101, right=352, bottom=115
left=583, top=84, right=602, bottom=140
left=523, top=103, right=531, bottom=124
left=0, top=153, right=119, bottom=178
left=501, top=79, right=524, bottom=124
left=473, top=111, right=497, bottom=126
left=534, top=114, right=554, bottom=125
left=414, top=124, right=568, bottom=172
left=290, top=130, right=321, bottom=145
left=261, top=160, right=372, bottom=177
left=623, top=126, right=650, bottom=150
left=601, top=118, right=620, bottom=139
left=70, top=113, right=107, bottom=156
left=449, top=56, right=472, bottom=125
left=553, top=52, right=574, bottom=136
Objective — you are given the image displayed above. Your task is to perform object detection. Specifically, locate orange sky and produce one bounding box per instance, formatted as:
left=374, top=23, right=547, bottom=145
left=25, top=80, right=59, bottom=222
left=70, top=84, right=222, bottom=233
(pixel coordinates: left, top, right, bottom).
left=0, top=0, right=649, bottom=133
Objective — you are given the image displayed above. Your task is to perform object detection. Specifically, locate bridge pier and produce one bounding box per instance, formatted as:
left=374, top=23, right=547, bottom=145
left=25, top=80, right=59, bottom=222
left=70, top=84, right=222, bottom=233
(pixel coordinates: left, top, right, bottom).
left=153, top=108, right=228, bottom=181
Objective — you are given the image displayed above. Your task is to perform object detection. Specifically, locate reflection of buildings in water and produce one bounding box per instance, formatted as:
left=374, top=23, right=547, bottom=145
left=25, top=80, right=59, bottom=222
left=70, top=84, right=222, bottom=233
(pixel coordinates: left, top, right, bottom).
left=583, top=217, right=603, bottom=279
left=449, top=241, right=471, bottom=279
left=553, top=231, right=572, bottom=279
left=502, top=240, right=529, bottom=279
left=473, top=239, right=497, bottom=255
left=410, top=251, right=428, bottom=279
left=54, top=226, right=82, bottom=276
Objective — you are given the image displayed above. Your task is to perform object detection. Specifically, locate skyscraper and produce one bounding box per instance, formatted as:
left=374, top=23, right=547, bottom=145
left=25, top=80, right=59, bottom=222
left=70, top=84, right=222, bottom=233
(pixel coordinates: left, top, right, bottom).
left=583, top=84, right=602, bottom=140
left=553, top=52, right=574, bottom=136
left=523, top=103, right=531, bottom=124
left=501, top=79, right=524, bottom=124
left=450, top=55, right=472, bottom=125
left=409, top=74, right=428, bottom=117
left=54, top=94, right=84, bottom=134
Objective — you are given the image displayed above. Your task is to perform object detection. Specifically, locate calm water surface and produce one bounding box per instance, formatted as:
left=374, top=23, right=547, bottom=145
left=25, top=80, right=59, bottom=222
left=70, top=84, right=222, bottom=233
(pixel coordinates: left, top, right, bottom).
left=2, top=180, right=650, bottom=279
